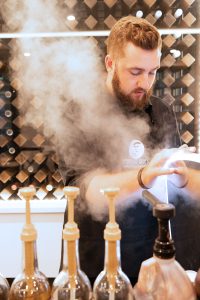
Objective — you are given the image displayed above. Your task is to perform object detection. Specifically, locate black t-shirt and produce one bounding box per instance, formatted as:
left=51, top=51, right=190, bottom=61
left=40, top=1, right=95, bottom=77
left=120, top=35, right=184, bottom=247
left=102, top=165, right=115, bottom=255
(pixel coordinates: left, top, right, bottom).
left=61, top=97, right=200, bottom=285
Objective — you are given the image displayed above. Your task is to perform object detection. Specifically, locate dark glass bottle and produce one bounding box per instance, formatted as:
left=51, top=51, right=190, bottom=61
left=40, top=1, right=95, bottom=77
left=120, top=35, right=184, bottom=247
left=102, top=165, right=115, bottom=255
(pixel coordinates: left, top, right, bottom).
left=9, top=187, right=51, bottom=300
left=134, top=190, right=196, bottom=300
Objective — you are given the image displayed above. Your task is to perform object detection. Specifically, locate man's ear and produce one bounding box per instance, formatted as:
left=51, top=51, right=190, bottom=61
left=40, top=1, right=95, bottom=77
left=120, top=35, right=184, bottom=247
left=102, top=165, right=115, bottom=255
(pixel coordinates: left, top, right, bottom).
left=105, top=54, right=113, bottom=72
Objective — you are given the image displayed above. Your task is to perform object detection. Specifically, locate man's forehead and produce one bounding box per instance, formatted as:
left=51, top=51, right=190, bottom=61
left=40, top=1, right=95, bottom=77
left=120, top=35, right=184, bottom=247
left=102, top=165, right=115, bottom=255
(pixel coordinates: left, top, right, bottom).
left=123, top=42, right=161, bottom=56
left=116, top=50, right=161, bottom=70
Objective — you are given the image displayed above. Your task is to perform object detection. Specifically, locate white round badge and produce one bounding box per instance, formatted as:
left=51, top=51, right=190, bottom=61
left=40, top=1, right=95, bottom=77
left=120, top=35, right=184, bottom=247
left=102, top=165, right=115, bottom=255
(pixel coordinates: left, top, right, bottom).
left=129, top=140, right=145, bottom=159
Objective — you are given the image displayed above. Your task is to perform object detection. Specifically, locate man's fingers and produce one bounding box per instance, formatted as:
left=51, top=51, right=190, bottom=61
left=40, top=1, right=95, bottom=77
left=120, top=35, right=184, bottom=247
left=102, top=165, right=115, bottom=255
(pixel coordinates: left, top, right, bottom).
left=154, top=167, right=176, bottom=176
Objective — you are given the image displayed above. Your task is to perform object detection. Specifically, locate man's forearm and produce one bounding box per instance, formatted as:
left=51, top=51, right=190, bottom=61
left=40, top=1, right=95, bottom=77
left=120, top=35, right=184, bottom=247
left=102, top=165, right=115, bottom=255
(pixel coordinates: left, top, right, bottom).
left=85, top=168, right=142, bottom=204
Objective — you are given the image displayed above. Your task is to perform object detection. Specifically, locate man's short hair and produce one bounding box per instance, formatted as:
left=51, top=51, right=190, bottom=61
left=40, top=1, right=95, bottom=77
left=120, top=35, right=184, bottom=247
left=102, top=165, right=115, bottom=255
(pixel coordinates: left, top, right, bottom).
left=107, top=16, right=162, bottom=59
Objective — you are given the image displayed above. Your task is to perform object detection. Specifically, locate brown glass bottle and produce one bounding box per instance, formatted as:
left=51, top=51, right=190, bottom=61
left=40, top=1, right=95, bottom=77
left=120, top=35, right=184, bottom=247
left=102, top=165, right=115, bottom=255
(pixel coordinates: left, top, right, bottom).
left=0, top=273, right=9, bottom=300
left=93, top=188, right=133, bottom=300
left=9, top=187, right=51, bottom=300
left=51, top=186, right=92, bottom=300
left=195, top=269, right=200, bottom=299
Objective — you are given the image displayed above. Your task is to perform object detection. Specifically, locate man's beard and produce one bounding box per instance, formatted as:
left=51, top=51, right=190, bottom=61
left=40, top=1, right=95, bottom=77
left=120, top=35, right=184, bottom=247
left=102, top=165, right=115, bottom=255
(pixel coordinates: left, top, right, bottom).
left=112, top=69, right=152, bottom=113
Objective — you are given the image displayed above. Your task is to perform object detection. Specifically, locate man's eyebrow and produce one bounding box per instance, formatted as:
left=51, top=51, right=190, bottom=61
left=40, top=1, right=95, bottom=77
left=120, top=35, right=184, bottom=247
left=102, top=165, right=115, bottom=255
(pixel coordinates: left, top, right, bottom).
left=128, top=66, right=160, bottom=71
left=128, top=67, right=144, bottom=71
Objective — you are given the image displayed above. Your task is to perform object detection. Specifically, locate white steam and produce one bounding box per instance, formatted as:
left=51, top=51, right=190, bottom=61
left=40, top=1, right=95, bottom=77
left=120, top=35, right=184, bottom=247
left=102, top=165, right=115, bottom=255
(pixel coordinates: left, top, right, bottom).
left=2, top=0, right=156, bottom=219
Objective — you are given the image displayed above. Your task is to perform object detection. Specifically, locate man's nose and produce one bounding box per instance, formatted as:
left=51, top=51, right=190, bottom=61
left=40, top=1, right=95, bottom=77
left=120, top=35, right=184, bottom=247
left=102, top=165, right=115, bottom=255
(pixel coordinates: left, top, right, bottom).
left=137, top=74, right=152, bottom=90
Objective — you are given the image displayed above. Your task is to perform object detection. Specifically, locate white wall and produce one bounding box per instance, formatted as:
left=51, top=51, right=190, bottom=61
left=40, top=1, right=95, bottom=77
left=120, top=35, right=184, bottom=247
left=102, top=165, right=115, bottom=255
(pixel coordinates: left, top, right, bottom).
left=0, top=200, right=66, bottom=278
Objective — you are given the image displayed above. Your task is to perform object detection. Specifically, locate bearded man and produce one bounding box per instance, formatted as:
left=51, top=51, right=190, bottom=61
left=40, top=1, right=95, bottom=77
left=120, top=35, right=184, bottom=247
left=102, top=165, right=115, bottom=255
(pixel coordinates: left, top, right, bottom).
left=62, top=16, right=200, bottom=286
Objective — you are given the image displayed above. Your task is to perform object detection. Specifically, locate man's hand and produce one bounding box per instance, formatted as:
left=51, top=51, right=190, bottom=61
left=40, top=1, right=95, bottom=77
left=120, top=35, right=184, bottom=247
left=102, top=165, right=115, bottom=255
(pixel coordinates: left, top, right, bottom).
left=167, top=160, right=189, bottom=188
left=140, top=149, right=178, bottom=188
left=141, top=146, right=195, bottom=189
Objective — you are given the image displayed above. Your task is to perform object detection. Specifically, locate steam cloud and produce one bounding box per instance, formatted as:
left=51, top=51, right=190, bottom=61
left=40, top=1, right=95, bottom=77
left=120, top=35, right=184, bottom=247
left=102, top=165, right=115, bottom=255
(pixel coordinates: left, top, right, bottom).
left=1, top=0, right=165, bottom=219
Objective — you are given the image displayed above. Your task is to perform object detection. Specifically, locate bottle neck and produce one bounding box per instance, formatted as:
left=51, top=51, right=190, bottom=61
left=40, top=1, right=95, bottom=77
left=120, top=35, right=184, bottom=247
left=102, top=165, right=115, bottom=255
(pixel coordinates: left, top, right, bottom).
left=62, top=239, right=80, bottom=274
left=104, top=240, right=121, bottom=275
left=153, top=218, right=175, bottom=259
left=22, top=240, right=38, bottom=276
